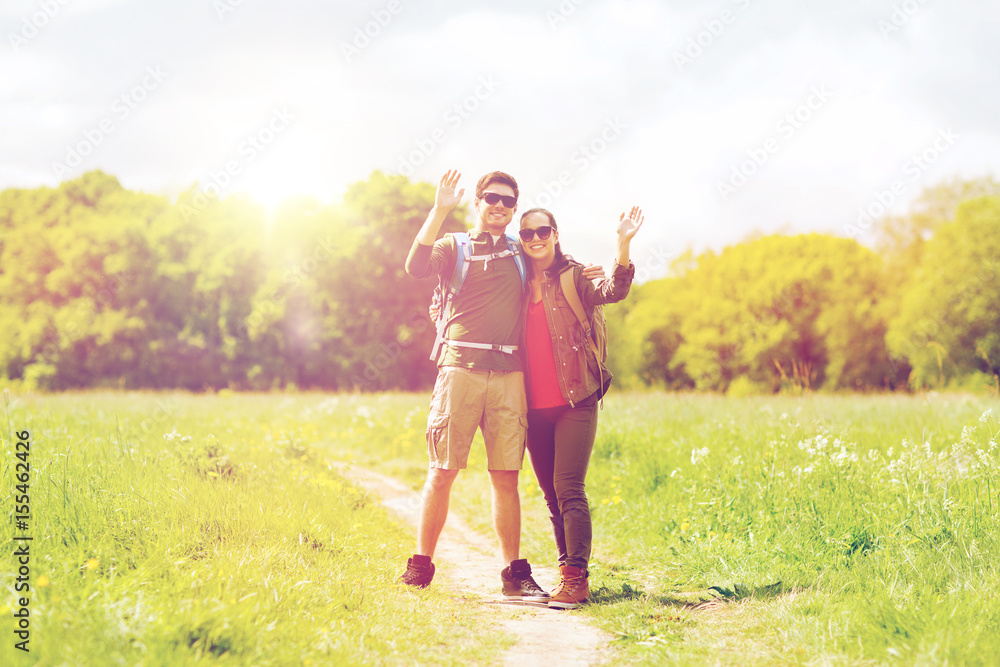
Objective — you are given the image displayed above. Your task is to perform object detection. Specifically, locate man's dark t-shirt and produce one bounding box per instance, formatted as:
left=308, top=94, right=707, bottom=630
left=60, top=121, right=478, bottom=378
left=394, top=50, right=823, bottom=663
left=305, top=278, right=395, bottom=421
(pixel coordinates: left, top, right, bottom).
left=405, top=231, right=524, bottom=371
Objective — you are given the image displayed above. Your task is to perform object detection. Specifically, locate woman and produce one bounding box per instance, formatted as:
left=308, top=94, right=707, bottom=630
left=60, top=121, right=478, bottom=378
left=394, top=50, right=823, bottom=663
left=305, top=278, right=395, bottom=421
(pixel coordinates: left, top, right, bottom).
left=518, top=205, right=643, bottom=608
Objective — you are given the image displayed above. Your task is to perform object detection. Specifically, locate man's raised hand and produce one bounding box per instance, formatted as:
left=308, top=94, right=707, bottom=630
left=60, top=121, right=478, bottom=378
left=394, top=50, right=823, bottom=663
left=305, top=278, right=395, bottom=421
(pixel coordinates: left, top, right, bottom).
left=435, top=169, right=465, bottom=212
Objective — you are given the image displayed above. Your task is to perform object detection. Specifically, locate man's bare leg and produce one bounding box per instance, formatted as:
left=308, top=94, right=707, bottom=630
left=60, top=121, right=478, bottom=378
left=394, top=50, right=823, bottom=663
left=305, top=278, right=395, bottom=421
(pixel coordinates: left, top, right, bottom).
left=489, top=469, right=520, bottom=564
left=416, top=467, right=460, bottom=558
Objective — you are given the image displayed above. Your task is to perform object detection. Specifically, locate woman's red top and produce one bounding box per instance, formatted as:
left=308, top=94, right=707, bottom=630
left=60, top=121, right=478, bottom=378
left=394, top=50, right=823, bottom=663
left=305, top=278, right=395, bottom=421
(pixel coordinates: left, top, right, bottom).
left=525, top=297, right=567, bottom=409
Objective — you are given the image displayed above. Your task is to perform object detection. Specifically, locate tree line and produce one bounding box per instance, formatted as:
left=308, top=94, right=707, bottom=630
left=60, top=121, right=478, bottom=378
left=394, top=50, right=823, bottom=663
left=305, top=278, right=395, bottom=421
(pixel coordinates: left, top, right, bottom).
left=1, top=170, right=997, bottom=392
left=608, top=178, right=1000, bottom=393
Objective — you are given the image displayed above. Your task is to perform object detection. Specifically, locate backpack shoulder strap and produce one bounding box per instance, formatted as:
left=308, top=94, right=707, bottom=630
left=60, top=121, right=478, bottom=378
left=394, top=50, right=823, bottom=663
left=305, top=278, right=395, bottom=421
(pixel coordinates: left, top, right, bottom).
left=505, top=233, right=527, bottom=289
left=559, top=266, right=606, bottom=408
left=430, top=233, right=470, bottom=362
left=449, top=233, right=471, bottom=294
left=559, top=267, right=597, bottom=352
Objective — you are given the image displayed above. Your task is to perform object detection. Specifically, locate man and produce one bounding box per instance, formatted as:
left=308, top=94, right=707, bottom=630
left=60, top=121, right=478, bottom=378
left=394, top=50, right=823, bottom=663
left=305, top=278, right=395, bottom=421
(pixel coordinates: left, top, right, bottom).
left=401, top=169, right=549, bottom=602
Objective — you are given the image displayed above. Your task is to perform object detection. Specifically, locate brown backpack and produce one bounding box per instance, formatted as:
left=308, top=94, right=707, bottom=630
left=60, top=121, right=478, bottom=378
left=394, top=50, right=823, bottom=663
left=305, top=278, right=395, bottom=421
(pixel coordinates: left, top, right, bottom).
left=559, top=268, right=611, bottom=403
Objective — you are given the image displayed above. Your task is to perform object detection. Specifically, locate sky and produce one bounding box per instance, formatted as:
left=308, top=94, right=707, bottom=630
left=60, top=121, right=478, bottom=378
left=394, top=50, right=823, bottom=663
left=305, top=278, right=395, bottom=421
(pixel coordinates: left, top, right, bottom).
left=2, top=0, right=998, bottom=277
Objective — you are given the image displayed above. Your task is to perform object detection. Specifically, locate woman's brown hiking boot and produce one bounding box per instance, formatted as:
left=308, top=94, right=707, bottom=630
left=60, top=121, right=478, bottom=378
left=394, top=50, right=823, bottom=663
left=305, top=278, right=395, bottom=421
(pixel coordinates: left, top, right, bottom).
left=548, top=565, right=589, bottom=609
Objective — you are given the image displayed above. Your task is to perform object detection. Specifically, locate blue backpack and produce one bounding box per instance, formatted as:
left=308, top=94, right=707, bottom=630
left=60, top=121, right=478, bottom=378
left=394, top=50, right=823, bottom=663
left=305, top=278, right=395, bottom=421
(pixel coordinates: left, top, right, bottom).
left=429, top=232, right=527, bottom=362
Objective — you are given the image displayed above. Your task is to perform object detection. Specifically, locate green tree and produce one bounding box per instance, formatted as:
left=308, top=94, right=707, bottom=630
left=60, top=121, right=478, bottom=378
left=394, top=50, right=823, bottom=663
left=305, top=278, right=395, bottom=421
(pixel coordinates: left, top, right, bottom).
left=886, top=196, right=1000, bottom=388
left=244, top=171, right=466, bottom=390
left=0, top=172, right=160, bottom=388
left=620, top=234, right=892, bottom=392
left=333, top=171, right=467, bottom=390
left=149, top=191, right=267, bottom=389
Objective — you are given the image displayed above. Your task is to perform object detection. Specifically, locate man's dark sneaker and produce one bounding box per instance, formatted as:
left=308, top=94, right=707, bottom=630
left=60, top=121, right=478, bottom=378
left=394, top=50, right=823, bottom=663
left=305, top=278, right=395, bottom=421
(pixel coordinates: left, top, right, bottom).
left=400, top=554, right=435, bottom=588
left=501, top=559, right=551, bottom=602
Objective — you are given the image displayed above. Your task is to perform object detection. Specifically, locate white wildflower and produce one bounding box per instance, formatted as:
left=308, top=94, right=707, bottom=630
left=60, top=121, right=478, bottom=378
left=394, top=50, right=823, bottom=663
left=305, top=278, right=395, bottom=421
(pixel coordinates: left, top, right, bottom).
left=831, top=446, right=859, bottom=467
left=798, top=438, right=817, bottom=456
left=691, top=447, right=710, bottom=466
left=980, top=409, right=993, bottom=424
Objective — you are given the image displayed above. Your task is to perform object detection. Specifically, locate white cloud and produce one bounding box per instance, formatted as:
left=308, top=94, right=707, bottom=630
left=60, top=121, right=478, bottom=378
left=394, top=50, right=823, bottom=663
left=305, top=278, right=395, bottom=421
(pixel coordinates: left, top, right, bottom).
left=1, top=0, right=998, bottom=263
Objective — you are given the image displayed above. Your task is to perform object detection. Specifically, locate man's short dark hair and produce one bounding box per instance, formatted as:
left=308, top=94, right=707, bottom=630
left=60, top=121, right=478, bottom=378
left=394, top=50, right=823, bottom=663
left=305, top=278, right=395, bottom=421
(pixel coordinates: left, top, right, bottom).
left=476, top=171, right=519, bottom=201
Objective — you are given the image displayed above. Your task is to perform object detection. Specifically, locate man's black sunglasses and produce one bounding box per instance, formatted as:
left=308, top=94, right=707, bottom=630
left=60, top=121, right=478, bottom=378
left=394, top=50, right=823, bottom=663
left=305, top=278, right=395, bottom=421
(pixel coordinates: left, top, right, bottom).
left=518, top=226, right=553, bottom=242
left=481, top=192, right=517, bottom=208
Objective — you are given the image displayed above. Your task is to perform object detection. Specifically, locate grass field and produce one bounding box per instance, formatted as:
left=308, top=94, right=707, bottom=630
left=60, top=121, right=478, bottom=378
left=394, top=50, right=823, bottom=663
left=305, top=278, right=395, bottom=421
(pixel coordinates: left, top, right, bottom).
left=2, top=390, right=999, bottom=665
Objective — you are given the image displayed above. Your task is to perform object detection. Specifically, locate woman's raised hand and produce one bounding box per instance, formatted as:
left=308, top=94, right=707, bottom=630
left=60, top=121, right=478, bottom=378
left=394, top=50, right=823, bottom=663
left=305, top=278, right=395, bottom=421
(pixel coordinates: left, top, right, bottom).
left=617, top=206, right=644, bottom=243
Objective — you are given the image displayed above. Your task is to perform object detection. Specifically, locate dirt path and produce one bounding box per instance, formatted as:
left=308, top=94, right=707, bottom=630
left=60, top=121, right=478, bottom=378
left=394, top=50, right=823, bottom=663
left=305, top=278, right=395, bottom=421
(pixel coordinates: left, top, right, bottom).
left=337, top=465, right=614, bottom=666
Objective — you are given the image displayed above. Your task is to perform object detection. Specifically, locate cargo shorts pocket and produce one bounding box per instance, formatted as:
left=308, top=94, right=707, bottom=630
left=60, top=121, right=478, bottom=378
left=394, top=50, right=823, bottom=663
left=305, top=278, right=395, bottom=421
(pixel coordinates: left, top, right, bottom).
left=426, top=411, right=450, bottom=461
left=507, top=414, right=530, bottom=468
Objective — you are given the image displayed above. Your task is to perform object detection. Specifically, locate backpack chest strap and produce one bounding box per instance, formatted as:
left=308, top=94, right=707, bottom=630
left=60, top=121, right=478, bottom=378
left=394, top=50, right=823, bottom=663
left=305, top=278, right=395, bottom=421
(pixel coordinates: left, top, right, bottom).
left=465, top=248, right=517, bottom=270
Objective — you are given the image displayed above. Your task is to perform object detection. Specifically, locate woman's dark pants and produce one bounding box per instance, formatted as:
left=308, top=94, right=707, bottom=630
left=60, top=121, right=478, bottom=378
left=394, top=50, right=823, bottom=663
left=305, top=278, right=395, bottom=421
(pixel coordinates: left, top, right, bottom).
left=525, top=392, right=599, bottom=570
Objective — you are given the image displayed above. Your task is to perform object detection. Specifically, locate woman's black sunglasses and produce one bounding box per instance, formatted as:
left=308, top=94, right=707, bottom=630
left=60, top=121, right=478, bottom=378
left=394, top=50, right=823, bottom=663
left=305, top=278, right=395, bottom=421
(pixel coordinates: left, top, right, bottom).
left=519, top=226, right=553, bottom=242
left=481, top=192, right=517, bottom=208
